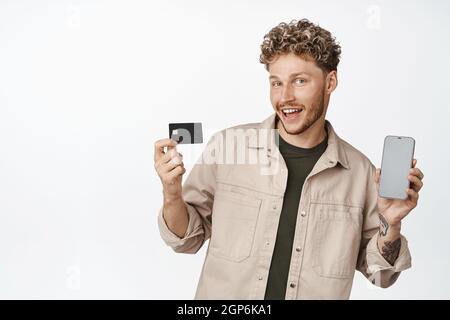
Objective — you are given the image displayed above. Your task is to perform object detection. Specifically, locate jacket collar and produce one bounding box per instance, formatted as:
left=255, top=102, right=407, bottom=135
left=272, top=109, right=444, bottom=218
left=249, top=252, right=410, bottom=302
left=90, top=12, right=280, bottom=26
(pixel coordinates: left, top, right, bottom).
left=247, top=113, right=350, bottom=170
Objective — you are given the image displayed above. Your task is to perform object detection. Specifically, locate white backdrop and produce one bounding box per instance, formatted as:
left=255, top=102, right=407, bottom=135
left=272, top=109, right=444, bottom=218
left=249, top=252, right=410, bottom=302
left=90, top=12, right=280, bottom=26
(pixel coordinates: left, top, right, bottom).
left=1, top=0, right=449, bottom=299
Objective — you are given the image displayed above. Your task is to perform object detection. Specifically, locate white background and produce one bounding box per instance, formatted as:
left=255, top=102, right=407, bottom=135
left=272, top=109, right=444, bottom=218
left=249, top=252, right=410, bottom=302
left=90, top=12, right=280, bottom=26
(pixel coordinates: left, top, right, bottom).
left=0, top=0, right=449, bottom=299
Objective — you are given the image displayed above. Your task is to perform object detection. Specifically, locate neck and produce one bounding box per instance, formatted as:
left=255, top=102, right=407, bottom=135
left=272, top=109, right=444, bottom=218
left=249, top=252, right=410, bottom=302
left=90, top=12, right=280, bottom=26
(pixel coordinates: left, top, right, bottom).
left=276, top=116, right=327, bottom=149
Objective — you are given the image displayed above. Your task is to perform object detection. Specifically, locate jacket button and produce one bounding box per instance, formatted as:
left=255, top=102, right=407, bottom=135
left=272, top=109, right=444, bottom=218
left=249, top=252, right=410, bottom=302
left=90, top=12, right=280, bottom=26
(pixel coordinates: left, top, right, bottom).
left=272, top=204, right=277, bottom=210
left=258, top=276, right=263, bottom=281
left=296, top=247, right=301, bottom=252
left=300, top=211, right=306, bottom=217
left=290, top=282, right=296, bottom=288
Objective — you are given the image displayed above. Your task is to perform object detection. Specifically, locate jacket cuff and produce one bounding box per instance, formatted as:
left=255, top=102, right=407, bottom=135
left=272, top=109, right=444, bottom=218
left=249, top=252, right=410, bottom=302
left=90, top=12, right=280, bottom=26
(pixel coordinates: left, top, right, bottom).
left=157, top=204, right=202, bottom=247
left=366, top=233, right=412, bottom=274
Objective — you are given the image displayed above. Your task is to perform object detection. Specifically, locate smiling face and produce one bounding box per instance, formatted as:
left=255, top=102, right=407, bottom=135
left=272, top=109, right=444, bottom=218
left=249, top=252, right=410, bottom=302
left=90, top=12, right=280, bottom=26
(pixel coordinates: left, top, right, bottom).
left=269, top=52, right=335, bottom=136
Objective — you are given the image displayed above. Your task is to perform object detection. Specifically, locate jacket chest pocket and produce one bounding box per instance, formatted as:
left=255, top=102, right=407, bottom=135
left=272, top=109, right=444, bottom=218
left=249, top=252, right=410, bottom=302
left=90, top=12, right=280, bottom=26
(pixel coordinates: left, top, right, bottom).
left=312, top=207, right=363, bottom=279
left=209, top=191, right=262, bottom=262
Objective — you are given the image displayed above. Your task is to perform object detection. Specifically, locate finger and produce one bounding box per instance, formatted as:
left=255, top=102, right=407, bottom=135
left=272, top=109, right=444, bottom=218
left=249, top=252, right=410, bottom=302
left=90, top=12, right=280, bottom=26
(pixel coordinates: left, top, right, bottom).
left=412, top=158, right=417, bottom=168
left=374, top=168, right=381, bottom=183
left=155, top=148, right=182, bottom=168
left=154, top=138, right=178, bottom=162
left=154, top=138, right=177, bottom=163
left=408, top=174, right=423, bottom=192
left=374, top=168, right=381, bottom=193
left=409, top=167, right=424, bottom=180
left=406, top=187, right=419, bottom=201
left=160, top=156, right=184, bottom=174
left=166, top=165, right=186, bottom=184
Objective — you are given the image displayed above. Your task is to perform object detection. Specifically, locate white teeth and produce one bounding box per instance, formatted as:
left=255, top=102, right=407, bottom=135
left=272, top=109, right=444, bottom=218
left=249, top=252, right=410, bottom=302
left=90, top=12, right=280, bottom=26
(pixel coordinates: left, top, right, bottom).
left=282, top=108, right=301, bottom=114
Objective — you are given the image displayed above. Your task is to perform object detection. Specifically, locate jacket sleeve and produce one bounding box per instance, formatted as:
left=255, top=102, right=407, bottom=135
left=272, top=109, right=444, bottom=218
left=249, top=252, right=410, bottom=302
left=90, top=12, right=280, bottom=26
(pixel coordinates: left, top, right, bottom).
left=356, top=162, right=412, bottom=288
left=157, top=134, right=218, bottom=254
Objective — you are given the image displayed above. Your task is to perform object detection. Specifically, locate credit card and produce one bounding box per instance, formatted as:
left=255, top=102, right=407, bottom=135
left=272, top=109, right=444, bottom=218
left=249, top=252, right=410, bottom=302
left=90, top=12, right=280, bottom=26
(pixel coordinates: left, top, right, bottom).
left=169, top=122, right=203, bottom=144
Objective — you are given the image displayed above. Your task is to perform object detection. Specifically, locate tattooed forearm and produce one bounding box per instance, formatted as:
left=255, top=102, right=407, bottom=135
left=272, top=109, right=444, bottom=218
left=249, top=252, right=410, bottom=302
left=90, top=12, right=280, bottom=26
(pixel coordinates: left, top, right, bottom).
left=377, top=214, right=402, bottom=265
left=380, top=238, right=401, bottom=265
left=379, top=214, right=389, bottom=236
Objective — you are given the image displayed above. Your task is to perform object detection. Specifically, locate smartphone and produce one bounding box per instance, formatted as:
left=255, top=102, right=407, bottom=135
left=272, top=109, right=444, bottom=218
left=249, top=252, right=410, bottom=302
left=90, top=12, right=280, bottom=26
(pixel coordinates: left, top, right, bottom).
left=379, top=135, right=415, bottom=200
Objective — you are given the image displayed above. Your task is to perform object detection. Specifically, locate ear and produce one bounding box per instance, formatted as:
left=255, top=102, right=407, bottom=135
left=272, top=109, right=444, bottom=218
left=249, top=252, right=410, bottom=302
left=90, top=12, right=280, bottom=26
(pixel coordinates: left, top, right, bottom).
left=325, top=70, right=338, bottom=94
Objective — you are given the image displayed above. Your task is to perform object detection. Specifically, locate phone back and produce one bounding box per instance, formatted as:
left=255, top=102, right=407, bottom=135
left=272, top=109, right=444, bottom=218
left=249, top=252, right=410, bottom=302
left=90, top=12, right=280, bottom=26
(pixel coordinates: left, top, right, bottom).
left=379, top=135, right=415, bottom=200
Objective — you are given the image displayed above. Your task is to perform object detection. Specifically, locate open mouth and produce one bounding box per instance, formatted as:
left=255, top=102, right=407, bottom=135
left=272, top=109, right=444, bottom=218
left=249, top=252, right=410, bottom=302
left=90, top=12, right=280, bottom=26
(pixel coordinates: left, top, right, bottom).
left=280, top=108, right=303, bottom=122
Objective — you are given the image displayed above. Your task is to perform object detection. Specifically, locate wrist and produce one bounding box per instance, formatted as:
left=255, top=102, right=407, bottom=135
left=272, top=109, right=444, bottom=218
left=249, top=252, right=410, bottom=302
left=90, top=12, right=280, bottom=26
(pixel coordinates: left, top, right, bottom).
left=387, top=220, right=402, bottom=232
left=163, top=193, right=183, bottom=205
left=379, top=212, right=402, bottom=227
left=378, top=213, right=401, bottom=238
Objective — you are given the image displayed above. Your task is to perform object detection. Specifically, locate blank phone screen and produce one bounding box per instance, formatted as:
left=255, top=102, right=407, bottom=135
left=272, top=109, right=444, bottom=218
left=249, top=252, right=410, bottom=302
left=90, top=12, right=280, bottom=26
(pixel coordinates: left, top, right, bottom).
left=379, top=136, right=415, bottom=200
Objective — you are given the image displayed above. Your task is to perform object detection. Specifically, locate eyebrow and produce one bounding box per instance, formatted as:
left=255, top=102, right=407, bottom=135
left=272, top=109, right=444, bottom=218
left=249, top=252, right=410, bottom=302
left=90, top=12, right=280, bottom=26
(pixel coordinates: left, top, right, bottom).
left=269, top=72, right=310, bottom=80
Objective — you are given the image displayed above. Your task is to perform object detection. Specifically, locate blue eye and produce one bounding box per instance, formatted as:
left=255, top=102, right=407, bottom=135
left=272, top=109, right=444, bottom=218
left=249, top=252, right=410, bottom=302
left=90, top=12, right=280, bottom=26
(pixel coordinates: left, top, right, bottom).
left=295, top=78, right=306, bottom=85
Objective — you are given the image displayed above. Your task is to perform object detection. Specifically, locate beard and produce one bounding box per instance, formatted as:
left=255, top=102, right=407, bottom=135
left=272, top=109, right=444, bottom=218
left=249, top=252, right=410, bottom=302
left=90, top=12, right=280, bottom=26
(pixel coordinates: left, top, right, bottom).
left=277, top=85, right=326, bottom=135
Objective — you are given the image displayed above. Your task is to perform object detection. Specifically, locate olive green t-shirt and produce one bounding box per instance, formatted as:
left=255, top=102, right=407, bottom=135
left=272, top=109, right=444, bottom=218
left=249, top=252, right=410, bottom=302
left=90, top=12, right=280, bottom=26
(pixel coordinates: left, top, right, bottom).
left=264, top=130, right=328, bottom=300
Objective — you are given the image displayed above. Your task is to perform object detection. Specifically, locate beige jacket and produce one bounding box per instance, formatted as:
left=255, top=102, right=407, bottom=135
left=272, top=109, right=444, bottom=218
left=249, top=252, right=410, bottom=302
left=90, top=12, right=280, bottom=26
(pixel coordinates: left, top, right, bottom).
left=157, top=113, right=412, bottom=299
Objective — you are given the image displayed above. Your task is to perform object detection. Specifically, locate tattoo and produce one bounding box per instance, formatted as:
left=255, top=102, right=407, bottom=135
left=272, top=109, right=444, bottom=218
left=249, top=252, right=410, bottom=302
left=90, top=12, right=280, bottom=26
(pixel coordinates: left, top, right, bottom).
left=379, top=214, right=389, bottom=236
left=381, top=238, right=401, bottom=265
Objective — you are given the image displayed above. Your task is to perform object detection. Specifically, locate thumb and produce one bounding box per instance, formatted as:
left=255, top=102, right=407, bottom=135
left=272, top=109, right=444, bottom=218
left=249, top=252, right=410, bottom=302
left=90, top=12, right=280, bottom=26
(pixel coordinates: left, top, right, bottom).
left=374, top=168, right=381, bottom=192
left=166, top=144, right=177, bottom=154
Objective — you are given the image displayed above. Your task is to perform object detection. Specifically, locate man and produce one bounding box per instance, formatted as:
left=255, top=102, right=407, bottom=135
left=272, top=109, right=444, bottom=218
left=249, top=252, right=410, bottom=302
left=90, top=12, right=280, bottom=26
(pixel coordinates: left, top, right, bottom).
left=153, top=19, right=424, bottom=299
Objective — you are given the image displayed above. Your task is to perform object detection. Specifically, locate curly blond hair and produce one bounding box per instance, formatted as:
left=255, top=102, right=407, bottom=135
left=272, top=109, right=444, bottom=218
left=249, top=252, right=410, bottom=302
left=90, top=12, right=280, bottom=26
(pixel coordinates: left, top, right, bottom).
left=259, top=19, right=341, bottom=73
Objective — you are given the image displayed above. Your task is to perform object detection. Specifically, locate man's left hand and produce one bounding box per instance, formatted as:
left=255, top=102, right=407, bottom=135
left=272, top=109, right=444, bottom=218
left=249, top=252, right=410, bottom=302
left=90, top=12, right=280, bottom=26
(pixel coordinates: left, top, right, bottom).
left=374, top=158, right=424, bottom=226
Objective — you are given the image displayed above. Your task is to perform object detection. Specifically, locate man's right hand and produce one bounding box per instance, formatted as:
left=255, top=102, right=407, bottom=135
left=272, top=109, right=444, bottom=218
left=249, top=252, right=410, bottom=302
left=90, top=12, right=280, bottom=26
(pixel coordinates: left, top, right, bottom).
left=154, top=138, right=186, bottom=202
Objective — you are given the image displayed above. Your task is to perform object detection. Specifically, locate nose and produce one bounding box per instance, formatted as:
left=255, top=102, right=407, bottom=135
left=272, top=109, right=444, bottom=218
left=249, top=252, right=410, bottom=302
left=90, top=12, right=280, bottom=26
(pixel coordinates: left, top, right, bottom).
left=280, top=84, right=295, bottom=105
